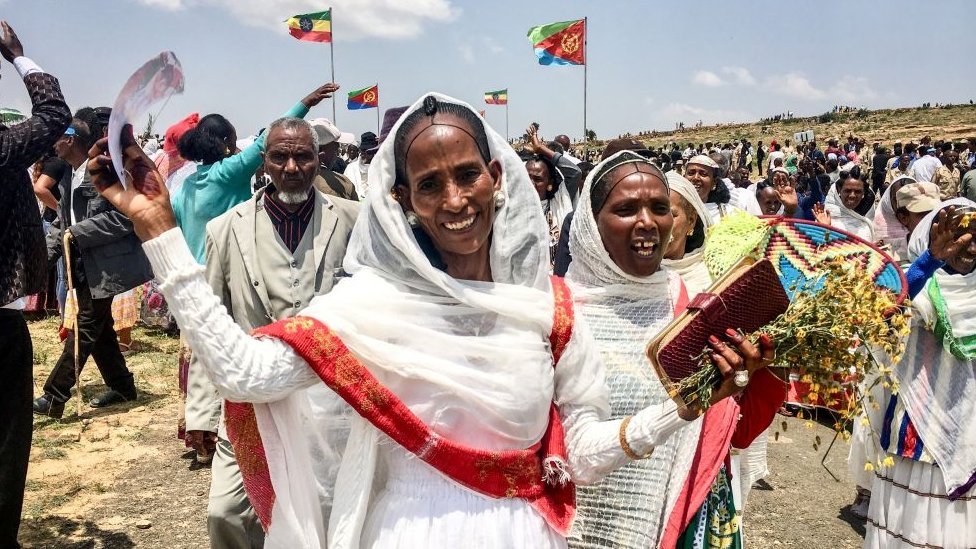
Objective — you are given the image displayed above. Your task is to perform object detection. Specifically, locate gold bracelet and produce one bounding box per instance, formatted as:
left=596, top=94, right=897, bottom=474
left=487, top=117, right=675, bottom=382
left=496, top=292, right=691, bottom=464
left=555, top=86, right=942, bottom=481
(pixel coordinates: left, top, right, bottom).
left=619, top=416, right=652, bottom=460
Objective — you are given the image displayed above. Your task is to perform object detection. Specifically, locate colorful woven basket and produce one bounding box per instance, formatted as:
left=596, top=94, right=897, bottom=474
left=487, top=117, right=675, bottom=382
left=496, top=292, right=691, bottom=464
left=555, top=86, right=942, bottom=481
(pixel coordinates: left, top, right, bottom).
left=759, top=217, right=908, bottom=305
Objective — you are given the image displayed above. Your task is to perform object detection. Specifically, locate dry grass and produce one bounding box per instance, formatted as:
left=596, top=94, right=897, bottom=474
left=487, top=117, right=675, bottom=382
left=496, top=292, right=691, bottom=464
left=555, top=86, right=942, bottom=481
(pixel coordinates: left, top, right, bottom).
left=621, top=103, right=976, bottom=150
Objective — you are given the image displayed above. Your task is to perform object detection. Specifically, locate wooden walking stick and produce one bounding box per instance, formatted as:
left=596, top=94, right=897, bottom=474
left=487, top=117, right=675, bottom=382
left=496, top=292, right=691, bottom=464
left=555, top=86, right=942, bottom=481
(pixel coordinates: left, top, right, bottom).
left=62, top=230, right=85, bottom=430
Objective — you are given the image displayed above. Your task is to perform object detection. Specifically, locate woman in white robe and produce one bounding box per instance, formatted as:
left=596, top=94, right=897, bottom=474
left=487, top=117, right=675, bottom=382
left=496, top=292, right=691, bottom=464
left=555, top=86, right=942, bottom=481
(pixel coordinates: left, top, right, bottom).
left=865, top=198, right=976, bottom=549
left=91, top=95, right=727, bottom=549
left=565, top=152, right=786, bottom=549
left=824, top=170, right=877, bottom=242
left=684, top=155, right=759, bottom=224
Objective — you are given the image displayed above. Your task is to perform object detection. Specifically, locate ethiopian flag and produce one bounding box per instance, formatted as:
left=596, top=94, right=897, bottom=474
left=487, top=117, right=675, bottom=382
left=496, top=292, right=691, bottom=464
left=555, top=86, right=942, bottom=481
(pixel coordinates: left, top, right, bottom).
left=348, top=85, right=379, bottom=110
left=527, top=19, right=585, bottom=65
left=287, top=10, right=332, bottom=43
left=484, top=89, right=508, bottom=105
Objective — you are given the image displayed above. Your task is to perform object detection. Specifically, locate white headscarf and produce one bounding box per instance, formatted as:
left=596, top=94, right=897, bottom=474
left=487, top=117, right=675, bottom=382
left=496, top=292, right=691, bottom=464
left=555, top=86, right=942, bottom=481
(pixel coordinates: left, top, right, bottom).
left=687, top=155, right=758, bottom=221
left=874, top=175, right=915, bottom=263
left=896, top=197, right=976, bottom=495
left=566, top=152, right=703, bottom=547
left=662, top=171, right=715, bottom=295
left=824, top=181, right=876, bottom=242
left=252, top=93, right=608, bottom=547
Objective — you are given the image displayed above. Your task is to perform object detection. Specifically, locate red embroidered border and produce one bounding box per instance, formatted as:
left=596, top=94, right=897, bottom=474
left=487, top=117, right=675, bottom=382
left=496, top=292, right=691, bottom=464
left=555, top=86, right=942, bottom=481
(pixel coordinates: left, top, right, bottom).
left=225, top=276, right=576, bottom=533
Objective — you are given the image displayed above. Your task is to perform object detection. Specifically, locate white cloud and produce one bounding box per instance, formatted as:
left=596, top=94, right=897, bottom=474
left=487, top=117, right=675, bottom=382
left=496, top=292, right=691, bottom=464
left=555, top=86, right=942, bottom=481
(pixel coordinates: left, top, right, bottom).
left=132, top=0, right=459, bottom=40
left=137, top=0, right=183, bottom=9
left=458, top=43, right=475, bottom=64
left=765, top=72, right=826, bottom=101
left=482, top=37, right=504, bottom=54
left=661, top=102, right=753, bottom=125
left=829, top=75, right=878, bottom=103
left=721, top=66, right=756, bottom=86
left=691, top=70, right=725, bottom=87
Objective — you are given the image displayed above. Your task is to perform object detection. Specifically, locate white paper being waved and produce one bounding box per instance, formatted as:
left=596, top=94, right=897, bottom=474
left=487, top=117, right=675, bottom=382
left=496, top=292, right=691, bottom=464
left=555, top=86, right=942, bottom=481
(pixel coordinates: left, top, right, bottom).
left=108, top=51, right=184, bottom=187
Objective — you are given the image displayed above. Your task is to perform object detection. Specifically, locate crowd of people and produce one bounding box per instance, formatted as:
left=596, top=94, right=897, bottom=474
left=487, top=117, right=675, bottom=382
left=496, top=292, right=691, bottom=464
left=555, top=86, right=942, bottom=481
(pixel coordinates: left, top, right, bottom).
left=4, top=18, right=976, bottom=549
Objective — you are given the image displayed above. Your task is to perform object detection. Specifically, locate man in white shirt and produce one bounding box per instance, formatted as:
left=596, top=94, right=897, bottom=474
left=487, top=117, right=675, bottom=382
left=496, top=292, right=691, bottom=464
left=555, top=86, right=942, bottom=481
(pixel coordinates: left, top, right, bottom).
left=0, top=21, right=71, bottom=547
left=909, top=147, right=943, bottom=184
left=342, top=131, right=377, bottom=198
left=767, top=143, right=785, bottom=171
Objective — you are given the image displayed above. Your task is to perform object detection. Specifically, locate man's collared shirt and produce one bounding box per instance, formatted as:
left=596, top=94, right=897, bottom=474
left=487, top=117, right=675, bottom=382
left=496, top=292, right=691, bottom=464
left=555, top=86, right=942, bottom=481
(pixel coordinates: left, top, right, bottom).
left=263, top=187, right=315, bottom=253
left=931, top=165, right=961, bottom=200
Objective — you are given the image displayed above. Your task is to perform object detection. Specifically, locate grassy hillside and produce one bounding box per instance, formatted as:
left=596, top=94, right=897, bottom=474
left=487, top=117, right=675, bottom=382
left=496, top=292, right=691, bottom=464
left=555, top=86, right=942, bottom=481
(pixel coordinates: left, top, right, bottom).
left=621, top=103, right=976, bottom=150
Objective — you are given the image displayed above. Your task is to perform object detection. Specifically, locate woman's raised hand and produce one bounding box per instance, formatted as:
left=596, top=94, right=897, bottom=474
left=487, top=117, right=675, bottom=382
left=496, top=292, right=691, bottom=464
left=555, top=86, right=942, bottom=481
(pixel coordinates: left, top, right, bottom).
left=812, top=202, right=831, bottom=225
left=88, top=124, right=176, bottom=242
left=929, top=206, right=973, bottom=262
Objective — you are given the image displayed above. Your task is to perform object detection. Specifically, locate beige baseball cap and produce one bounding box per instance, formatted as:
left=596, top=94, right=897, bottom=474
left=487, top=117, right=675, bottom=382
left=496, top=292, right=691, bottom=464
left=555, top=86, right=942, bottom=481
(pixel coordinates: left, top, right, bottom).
left=896, top=182, right=940, bottom=213
left=308, top=118, right=342, bottom=146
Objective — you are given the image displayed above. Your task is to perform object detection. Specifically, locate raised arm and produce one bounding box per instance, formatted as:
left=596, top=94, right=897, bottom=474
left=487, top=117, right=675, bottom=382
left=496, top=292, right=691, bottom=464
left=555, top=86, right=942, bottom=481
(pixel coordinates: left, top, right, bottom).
left=0, top=22, right=70, bottom=173
left=88, top=126, right=319, bottom=402
left=205, top=83, right=340, bottom=190
left=906, top=207, right=973, bottom=297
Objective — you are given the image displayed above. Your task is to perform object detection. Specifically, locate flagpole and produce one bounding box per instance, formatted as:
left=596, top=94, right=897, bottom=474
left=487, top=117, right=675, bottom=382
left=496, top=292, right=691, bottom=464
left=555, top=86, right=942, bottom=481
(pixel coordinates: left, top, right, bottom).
left=376, top=83, right=381, bottom=134
left=506, top=100, right=509, bottom=143
left=582, top=16, right=588, bottom=159
left=329, top=7, right=336, bottom=122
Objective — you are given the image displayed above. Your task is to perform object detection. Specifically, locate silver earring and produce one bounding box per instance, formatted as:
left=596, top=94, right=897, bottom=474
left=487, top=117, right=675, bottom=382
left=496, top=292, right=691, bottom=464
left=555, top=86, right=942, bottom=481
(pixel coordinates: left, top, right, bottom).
left=405, top=211, right=420, bottom=227
left=493, top=190, right=507, bottom=210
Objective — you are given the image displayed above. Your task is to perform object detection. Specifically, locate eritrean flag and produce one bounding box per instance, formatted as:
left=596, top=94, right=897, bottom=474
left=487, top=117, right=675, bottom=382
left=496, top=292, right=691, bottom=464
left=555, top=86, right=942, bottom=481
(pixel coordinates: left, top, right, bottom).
left=484, top=89, right=508, bottom=105
left=347, top=85, right=379, bottom=110
left=287, top=10, right=332, bottom=43
left=527, top=19, right=585, bottom=65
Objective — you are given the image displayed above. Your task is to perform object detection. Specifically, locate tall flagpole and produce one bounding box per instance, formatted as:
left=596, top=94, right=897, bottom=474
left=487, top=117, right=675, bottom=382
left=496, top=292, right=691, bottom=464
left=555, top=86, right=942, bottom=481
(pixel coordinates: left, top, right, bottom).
left=376, top=83, right=381, bottom=134
left=329, top=7, right=336, bottom=122
left=582, top=17, right=588, bottom=159
left=506, top=99, right=509, bottom=143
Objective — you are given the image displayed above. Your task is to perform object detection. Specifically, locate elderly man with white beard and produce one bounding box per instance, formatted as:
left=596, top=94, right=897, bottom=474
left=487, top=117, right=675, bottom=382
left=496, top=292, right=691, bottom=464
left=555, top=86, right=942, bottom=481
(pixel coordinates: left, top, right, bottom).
left=184, top=117, right=359, bottom=549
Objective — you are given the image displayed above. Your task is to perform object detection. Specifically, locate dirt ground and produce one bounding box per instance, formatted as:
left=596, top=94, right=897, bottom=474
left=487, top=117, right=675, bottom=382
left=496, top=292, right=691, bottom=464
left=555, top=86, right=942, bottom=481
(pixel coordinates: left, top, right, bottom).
left=20, top=316, right=867, bottom=548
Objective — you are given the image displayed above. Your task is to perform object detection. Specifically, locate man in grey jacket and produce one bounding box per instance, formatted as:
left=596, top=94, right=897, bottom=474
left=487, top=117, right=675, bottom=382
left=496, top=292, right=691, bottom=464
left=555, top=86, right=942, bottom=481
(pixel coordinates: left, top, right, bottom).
left=185, top=116, right=357, bottom=548
left=33, top=113, right=153, bottom=419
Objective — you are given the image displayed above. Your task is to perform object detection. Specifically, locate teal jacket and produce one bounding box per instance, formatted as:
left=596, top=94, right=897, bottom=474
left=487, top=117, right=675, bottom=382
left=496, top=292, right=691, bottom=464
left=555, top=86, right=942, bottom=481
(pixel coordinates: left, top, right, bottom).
left=171, top=102, right=310, bottom=264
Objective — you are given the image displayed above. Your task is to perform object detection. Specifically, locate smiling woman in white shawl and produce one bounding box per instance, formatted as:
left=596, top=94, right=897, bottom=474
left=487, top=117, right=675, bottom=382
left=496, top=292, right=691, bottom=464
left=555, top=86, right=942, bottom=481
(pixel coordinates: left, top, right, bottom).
left=88, top=95, right=757, bottom=549
left=564, top=151, right=786, bottom=549
left=683, top=155, right=761, bottom=224
left=865, top=198, right=976, bottom=549
left=824, top=169, right=877, bottom=242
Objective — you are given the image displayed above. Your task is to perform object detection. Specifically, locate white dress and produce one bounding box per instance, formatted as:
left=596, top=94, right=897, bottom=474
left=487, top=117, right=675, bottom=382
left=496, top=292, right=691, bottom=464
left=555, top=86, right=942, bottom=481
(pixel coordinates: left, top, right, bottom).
left=144, top=228, right=689, bottom=548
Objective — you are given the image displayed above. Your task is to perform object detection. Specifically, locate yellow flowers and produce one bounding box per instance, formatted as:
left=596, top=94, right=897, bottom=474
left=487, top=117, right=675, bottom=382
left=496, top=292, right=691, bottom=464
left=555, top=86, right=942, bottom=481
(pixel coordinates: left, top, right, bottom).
left=864, top=462, right=875, bottom=472
left=882, top=456, right=895, bottom=468
left=676, top=258, right=909, bottom=440
left=959, top=212, right=976, bottom=229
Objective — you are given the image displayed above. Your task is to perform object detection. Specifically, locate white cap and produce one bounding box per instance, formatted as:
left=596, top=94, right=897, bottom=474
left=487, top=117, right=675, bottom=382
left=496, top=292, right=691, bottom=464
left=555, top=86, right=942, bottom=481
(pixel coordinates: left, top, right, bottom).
left=338, top=132, right=357, bottom=146
left=308, top=118, right=342, bottom=146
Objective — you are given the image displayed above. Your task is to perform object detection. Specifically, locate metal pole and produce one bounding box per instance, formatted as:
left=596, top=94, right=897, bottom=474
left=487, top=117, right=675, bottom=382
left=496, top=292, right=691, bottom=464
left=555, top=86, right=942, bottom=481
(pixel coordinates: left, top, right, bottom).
left=506, top=101, right=509, bottom=143
left=329, top=8, right=336, bottom=122
left=376, top=84, right=381, bottom=134
left=583, top=17, right=588, bottom=159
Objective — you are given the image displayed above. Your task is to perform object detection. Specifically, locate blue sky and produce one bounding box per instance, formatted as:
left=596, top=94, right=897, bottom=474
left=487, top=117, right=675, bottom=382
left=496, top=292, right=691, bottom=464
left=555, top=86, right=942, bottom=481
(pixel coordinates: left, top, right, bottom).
left=1, top=0, right=972, bottom=143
